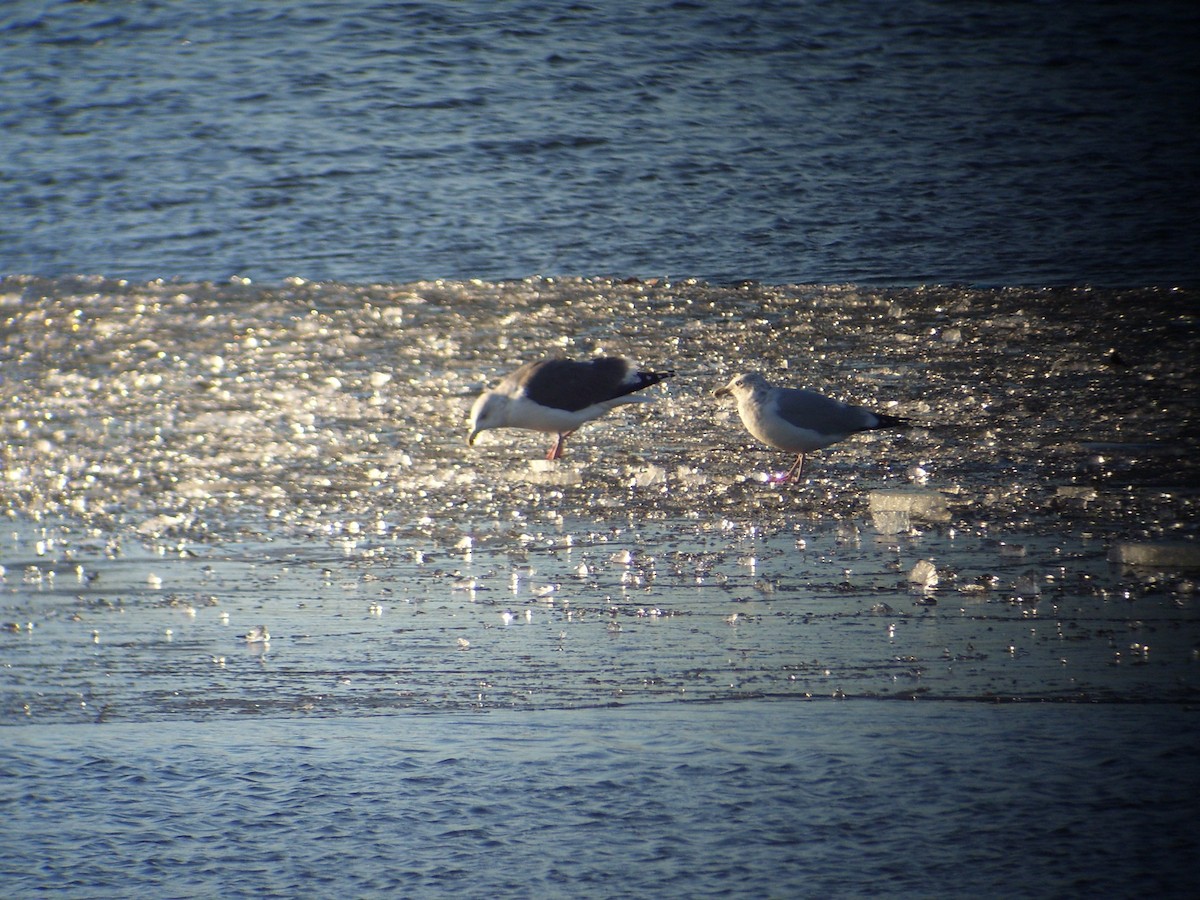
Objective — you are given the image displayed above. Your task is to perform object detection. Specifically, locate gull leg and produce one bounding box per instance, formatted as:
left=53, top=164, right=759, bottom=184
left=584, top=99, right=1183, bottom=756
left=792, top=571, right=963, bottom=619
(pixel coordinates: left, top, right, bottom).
left=546, top=430, right=574, bottom=460
left=785, top=453, right=806, bottom=483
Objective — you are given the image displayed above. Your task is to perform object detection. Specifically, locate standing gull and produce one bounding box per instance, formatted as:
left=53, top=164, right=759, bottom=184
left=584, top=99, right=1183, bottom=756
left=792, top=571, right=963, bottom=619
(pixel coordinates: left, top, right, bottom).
left=468, top=357, right=675, bottom=459
left=714, top=372, right=910, bottom=482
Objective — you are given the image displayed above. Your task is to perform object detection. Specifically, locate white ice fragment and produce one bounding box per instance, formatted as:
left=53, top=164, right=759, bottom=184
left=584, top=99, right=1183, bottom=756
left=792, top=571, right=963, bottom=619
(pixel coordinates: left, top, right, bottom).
left=868, top=489, right=951, bottom=525
left=136, top=513, right=188, bottom=536
left=369, top=372, right=392, bottom=389
left=1108, top=542, right=1200, bottom=569
left=633, top=465, right=667, bottom=487
left=871, top=508, right=910, bottom=534
left=1056, top=486, right=1098, bottom=506
left=909, top=559, right=939, bottom=592
left=523, top=460, right=582, bottom=485
left=1013, top=572, right=1041, bottom=597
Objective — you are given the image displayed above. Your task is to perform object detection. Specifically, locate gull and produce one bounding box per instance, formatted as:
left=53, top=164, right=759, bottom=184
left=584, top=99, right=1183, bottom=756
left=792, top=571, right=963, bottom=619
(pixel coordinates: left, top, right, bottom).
left=714, top=372, right=910, bottom=482
left=468, top=357, right=674, bottom=459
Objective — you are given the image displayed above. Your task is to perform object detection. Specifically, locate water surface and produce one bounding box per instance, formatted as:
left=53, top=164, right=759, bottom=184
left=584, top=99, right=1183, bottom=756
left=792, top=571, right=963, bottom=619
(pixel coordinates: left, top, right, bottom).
left=5, top=703, right=1199, bottom=898
left=3, top=1, right=1198, bottom=284
left=3, top=277, right=1198, bottom=897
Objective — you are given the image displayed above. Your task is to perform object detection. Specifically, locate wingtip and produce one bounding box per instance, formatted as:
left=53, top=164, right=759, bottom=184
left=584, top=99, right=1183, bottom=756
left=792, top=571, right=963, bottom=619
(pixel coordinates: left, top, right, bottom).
left=877, top=413, right=913, bottom=430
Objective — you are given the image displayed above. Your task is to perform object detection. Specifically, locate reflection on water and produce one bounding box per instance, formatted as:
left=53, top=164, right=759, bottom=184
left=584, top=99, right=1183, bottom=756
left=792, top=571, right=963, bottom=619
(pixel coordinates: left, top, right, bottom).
left=2, top=276, right=1198, bottom=721
left=2, top=277, right=1198, bottom=897
left=2, top=276, right=1196, bottom=540
left=3, top=511, right=1198, bottom=725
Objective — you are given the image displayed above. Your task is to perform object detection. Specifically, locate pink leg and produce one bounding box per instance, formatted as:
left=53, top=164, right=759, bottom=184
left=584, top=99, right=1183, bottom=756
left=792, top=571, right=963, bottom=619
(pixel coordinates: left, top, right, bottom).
left=546, top=431, right=573, bottom=460
left=784, top=453, right=806, bottom=483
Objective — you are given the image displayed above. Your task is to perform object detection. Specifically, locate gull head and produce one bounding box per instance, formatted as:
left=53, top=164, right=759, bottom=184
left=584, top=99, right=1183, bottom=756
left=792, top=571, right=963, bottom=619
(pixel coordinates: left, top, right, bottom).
left=714, top=371, right=770, bottom=400
left=467, top=391, right=508, bottom=445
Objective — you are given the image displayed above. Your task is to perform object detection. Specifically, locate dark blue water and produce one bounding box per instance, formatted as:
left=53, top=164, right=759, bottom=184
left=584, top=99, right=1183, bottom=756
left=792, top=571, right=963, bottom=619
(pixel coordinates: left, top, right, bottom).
left=4, top=7, right=1200, bottom=893
left=3, top=0, right=1198, bottom=285
left=5, top=703, right=1199, bottom=899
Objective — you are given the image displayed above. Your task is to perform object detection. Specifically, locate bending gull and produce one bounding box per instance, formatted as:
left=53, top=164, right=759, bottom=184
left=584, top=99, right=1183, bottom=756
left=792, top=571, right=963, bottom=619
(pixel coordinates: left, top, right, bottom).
left=714, top=372, right=910, bottom=482
left=468, top=357, right=675, bottom=459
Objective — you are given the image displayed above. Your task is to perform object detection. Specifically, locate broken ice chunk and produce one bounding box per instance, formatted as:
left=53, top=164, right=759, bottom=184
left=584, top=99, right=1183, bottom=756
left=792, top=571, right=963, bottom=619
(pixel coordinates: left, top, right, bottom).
left=1013, top=572, right=1041, bottom=598
left=871, top=508, right=910, bottom=534
left=909, top=559, right=939, bottom=592
left=869, top=489, right=952, bottom=525
left=633, top=465, right=667, bottom=487
left=524, top=460, right=583, bottom=485
left=1108, top=542, right=1200, bottom=569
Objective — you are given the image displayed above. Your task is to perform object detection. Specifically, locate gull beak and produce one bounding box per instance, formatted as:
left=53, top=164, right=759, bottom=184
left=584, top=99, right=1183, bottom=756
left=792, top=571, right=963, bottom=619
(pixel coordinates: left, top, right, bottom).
left=713, top=384, right=732, bottom=398
left=467, top=429, right=479, bottom=446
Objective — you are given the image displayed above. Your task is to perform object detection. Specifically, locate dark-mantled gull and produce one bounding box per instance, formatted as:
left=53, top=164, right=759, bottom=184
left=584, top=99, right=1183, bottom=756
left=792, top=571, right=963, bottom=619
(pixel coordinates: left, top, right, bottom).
left=714, top=372, right=910, bottom=482
left=468, top=357, right=675, bottom=459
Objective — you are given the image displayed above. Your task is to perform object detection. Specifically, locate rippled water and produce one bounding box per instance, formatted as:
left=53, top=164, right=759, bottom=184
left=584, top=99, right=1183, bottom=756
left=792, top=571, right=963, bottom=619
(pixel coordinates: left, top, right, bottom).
left=3, top=0, right=1198, bottom=284
left=4, top=3, right=1199, bottom=893
left=3, top=505, right=1198, bottom=723
left=5, top=703, right=1199, bottom=899
left=3, top=277, right=1199, bottom=896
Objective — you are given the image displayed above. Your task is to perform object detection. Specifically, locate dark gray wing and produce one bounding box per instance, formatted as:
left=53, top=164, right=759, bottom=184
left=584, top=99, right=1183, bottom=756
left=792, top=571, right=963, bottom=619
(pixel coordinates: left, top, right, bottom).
left=510, top=358, right=673, bottom=412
